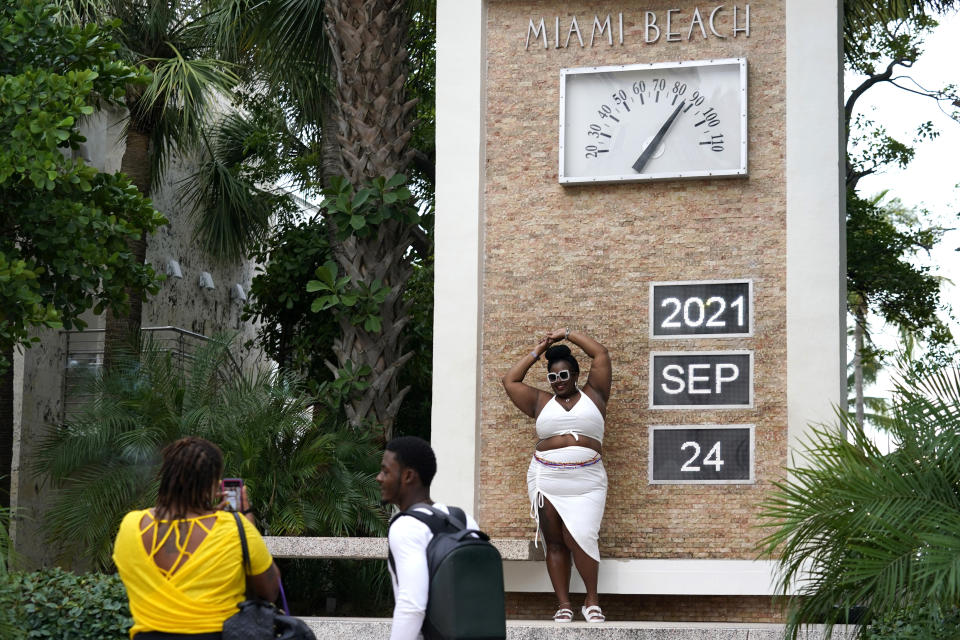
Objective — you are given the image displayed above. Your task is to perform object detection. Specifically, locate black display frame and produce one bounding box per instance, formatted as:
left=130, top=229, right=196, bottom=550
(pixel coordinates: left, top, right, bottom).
left=649, top=279, right=753, bottom=339
left=649, top=350, right=754, bottom=409
left=648, top=424, right=755, bottom=485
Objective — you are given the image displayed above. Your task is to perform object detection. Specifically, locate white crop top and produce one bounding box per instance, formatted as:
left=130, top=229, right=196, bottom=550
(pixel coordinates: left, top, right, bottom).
left=535, top=390, right=604, bottom=444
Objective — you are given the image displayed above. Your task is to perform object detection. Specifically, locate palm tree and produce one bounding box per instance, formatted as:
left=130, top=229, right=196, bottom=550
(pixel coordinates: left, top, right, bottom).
left=760, top=362, right=960, bottom=639
left=35, top=335, right=384, bottom=568
left=187, top=0, right=435, bottom=438
left=316, top=3, right=417, bottom=440
left=52, top=0, right=245, bottom=362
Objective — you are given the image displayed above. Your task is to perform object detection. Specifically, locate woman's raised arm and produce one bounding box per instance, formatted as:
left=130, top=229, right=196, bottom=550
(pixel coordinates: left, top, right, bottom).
left=566, top=330, right=611, bottom=405
left=502, top=338, right=551, bottom=418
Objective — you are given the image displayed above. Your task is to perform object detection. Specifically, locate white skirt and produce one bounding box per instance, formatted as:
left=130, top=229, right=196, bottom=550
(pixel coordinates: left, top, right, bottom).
left=526, top=445, right=608, bottom=562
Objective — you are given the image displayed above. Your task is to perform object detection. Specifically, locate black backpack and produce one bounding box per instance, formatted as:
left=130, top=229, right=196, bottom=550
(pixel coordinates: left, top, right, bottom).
left=388, top=504, right=506, bottom=640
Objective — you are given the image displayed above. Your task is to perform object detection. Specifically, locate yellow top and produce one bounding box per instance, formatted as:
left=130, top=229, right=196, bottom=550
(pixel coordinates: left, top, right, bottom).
left=113, top=509, right=273, bottom=638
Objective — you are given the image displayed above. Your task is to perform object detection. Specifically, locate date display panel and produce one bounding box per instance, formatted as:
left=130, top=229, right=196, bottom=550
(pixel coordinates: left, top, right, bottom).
left=650, top=351, right=753, bottom=409
left=650, top=280, right=752, bottom=338
left=649, top=424, right=754, bottom=484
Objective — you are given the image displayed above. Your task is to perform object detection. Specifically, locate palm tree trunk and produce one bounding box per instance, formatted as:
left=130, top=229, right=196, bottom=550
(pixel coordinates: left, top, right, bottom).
left=853, top=304, right=866, bottom=428
left=323, top=0, right=416, bottom=185
left=323, top=0, right=419, bottom=439
left=0, top=347, right=13, bottom=509
left=104, top=126, right=151, bottom=368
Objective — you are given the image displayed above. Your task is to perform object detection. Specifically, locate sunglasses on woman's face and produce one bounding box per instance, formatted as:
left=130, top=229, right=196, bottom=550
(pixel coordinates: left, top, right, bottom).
left=547, top=370, right=571, bottom=383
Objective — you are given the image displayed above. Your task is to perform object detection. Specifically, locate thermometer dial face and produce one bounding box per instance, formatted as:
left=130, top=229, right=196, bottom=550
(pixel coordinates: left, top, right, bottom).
left=559, top=58, right=748, bottom=184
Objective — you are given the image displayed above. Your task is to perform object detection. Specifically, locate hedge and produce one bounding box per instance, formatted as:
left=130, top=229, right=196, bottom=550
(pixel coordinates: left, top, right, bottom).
left=0, top=567, right=131, bottom=639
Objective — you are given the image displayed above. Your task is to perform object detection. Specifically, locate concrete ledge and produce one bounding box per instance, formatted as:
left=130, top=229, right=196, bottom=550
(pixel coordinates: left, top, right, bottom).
left=300, top=618, right=857, bottom=640
left=264, top=537, right=387, bottom=560
left=264, top=536, right=543, bottom=561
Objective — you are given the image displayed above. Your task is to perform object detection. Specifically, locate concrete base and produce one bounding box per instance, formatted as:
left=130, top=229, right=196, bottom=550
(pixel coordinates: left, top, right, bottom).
left=301, top=618, right=856, bottom=639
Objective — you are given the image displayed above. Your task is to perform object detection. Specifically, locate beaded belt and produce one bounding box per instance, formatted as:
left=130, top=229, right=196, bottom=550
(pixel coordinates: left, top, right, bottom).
left=533, top=451, right=602, bottom=468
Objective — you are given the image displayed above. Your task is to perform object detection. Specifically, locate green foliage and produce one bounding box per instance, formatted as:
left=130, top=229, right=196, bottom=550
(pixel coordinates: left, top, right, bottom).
left=0, top=568, right=131, bottom=640
left=844, top=1, right=959, bottom=51
left=321, top=174, right=418, bottom=241
left=406, top=4, right=436, bottom=192
left=276, top=558, right=392, bottom=618
left=244, top=212, right=433, bottom=439
left=866, top=603, right=960, bottom=640
left=182, top=110, right=294, bottom=261
left=308, top=261, right=390, bottom=333
left=760, top=362, right=960, bottom=639
left=0, top=0, right=165, bottom=372
left=846, top=191, right=954, bottom=366
left=303, top=175, right=421, bottom=338
left=0, top=505, right=10, bottom=574
left=35, top=335, right=385, bottom=568
left=243, top=216, right=338, bottom=383
left=392, top=256, right=433, bottom=440
left=72, top=0, right=243, bottom=186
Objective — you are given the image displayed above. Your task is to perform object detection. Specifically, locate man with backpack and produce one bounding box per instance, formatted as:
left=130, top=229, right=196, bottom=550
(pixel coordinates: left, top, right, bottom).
left=378, top=436, right=506, bottom=640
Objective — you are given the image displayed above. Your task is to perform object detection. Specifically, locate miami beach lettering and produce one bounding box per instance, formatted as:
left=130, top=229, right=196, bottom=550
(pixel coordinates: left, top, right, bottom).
left=525, top=5, right=750, bottom=49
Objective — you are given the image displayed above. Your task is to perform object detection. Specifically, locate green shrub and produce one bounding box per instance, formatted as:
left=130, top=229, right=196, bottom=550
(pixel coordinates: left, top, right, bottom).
left=0, top=568, right=131, bottom=639
left=866, top=604, right=960, bottom=640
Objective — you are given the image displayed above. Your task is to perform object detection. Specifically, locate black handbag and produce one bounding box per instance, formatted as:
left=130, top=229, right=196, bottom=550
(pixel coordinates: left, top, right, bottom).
left=222, top=512, right=316, bottom=640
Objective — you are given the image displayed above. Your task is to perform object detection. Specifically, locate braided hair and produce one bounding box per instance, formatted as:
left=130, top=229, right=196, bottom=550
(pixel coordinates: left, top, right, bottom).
left=155, top=436, right=224, bottom=520
left=385, top=436, right=437, bottom=488
left=544, top=344, right=580, bottom=375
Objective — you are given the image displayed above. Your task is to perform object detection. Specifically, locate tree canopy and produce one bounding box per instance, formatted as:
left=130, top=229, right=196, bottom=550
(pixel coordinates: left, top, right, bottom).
left=0, top=0, right=165, bottom=370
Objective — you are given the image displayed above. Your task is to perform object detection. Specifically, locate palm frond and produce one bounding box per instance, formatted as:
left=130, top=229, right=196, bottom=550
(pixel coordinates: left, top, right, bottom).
left=36, top=334, right=383, bottom=568
left=760, top=362, right=960, bottom=638
left=180, top=112, right=276, bottom=260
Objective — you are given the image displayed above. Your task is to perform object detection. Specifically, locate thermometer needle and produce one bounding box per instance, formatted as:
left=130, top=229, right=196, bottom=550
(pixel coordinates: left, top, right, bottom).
left=632, top=100, right=685, bottom=173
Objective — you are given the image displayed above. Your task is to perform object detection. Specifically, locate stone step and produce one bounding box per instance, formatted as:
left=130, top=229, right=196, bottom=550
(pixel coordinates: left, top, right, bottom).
left=300, top=617, right=856, bottom=639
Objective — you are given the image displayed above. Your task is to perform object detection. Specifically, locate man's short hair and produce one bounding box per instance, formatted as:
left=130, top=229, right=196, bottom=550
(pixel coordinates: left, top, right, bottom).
left=385, top=436, right=437, bottom=487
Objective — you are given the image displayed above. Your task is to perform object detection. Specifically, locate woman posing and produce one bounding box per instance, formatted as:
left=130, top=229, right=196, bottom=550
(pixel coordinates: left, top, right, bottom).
left=113, top=437, right=280, bottom=639
left=501, top=328, right=611, bottom=624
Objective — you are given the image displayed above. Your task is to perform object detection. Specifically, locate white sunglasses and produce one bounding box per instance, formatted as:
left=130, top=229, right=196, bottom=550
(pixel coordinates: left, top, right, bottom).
left=546, top=370, right=571, bottom=383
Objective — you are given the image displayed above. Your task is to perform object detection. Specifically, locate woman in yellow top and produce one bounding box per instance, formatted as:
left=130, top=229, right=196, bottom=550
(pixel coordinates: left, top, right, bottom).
left=113, top=437, right=280, bottom=639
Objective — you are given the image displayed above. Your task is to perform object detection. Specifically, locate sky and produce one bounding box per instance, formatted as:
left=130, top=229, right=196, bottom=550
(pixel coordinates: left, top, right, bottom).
left=855, top=12, right=960, bottom=219
left=847, top=12, right=960, bottom=447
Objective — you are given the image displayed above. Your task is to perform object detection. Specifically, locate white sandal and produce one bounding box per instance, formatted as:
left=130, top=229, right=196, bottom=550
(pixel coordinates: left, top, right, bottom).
left=553, top=606, right=574, bottom=623
left=582, top=604, right=605, bottom=623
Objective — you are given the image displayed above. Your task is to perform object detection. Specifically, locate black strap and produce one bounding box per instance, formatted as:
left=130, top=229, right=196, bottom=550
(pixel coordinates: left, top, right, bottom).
left=387, top=504, right=473, bottom=578
left=405, top=503, right=467, bottom=532
left=231, top=511, right=250, bottom=573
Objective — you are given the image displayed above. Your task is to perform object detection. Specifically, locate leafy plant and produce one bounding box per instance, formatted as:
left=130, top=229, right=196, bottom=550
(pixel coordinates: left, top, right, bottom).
left=35, top=335, right=385, bottom=568
left=0, top=568, right=132, bottom=639
left=308, top=261, right=391, bottom=333
left=242, top=216, right=339, bottom=384
left=760, top=361, right=960, bottom=639
left=866, top=603, right=960, bottom=640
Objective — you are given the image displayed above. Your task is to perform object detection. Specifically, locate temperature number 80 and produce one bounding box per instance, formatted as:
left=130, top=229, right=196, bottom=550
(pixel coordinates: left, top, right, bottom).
left=661, top=295, right=745, bottom=329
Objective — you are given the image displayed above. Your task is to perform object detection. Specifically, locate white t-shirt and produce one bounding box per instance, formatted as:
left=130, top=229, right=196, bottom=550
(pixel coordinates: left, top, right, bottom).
left=387, top=503, right=480, bottom=640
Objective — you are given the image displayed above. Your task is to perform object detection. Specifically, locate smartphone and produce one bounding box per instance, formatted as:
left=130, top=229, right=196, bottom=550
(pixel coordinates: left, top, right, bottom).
left=221, top=478, right=243, bottom=511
